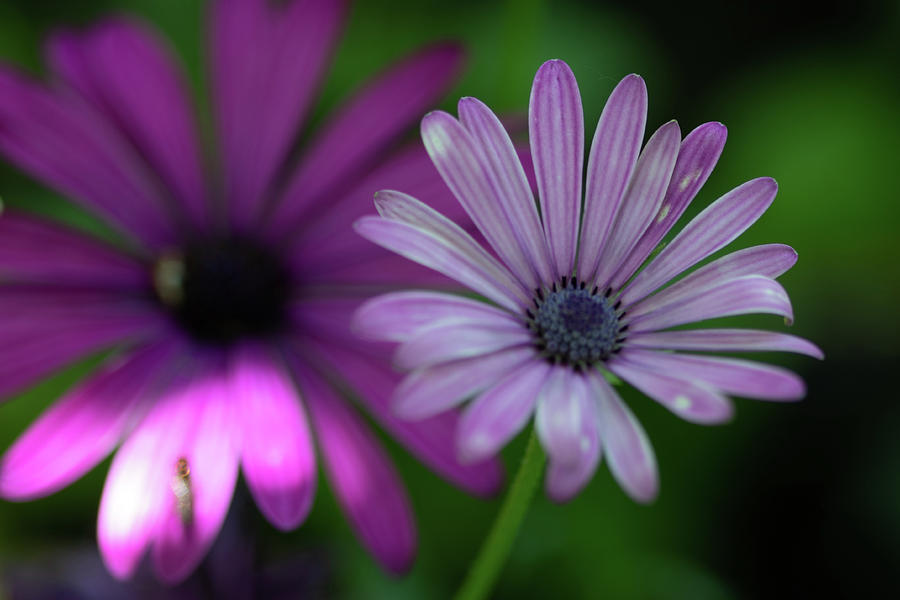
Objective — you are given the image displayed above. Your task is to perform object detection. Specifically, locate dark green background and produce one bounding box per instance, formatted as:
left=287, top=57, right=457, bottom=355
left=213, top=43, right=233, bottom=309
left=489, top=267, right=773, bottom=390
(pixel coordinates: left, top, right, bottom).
left=0, top=0, right=898, bottom=598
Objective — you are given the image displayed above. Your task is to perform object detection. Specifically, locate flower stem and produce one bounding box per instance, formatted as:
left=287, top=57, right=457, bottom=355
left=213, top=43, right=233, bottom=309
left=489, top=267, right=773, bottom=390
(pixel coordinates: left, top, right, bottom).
left=453, top=429, right=546, bottom=600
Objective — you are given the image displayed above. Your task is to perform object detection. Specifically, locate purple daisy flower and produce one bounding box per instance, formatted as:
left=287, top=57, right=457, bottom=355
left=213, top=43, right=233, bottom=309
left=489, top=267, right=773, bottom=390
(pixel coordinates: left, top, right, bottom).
left=0, top=0, right=502, bottom=583
left=354, top=59, right=822, bottom=504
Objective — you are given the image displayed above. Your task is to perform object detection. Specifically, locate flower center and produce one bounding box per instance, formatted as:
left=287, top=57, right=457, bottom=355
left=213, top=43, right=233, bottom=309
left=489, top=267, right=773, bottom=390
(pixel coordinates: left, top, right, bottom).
left=527, top=279, right=626, bottom=367
left=153, top=237, right=290, bottom=345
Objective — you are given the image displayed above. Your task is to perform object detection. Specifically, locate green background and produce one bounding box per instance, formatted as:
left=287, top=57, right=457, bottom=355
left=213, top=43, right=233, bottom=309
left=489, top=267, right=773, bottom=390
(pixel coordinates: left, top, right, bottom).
left=0, top=0, right=898, bottom=598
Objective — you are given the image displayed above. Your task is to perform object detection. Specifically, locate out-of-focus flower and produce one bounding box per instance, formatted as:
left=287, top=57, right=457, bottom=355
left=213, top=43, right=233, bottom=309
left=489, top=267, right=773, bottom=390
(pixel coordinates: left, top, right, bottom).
left=0, top=0, right=502, bottom=583
left=354, top=59, right=822, bottom=504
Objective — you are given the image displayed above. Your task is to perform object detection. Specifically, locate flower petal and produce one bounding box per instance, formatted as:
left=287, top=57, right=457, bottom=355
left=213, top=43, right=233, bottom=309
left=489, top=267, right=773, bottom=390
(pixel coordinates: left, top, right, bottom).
left=609, top=122, right=727, bottom=289
left=355, top=191, right=529, bottom=310
left=353, top=290, right=515, bottom=343
left=627, top=244, right=798, bottom=318
left=593, top=120, right=681, bottom=289
left=0, top=68, right=177, bottom=248
left=0, top=211, right=147, bottom=288
left=578, top=74, right=647, bottom=280
left=0, top=340, right=178, bottom=500
left=292, top=361, right=416, bottom=574
left=46, top=18, right=209, bottom=229
left=628, top=274, right=794, bottom=332
left=618, top=350, right=806, bottom=401
left=544, top=374, right=601, bottom=503
left=535, top=367, right=583, bottom=466
left=457, top=359, right=551, bottom=464
left=273, top=43, right=463, bottom=235
left=230, top=344, right=315, bottom=531
left=622, top=176, right=778, bottom=305
left=608, top=357, right=734, bottom=424
left=393, top=347, right=535, bottom=420
left=529, top=60, right=584, bottom=278
left=587, top=370, right=658, bottom=503
left=625, top=328, right=823, bottom=359
left=210, top=0, right=345, bottom=229
left=420, top=110, right=544, bottom=288
left=394, top=319, right=531, bottom=371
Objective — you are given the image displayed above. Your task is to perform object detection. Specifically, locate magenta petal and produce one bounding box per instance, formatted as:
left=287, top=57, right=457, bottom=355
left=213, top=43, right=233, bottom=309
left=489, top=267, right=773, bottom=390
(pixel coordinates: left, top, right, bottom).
left=150, top=367, right=240, bottom=584
left=0, top=340, right=178, bottom=500
left=628, top=244, right=798, bottom=318
left=593, top=120, right=681, bottom=290
left=578, top=74, right=648, bottom=280
left=0, top=211, right=148, bottom=288
left=0, top=68, right=177, bottom=249
left=394, top=319, right=531, bottom=371
left=626, top=328, right=824, bottom=359
left=610, top=122, right=727, bottom=290
left=292, top=361, right=416, bottom=574
left=622, top=177, right=778, bottom=305
left=529, top=60, right=584, bottom=278
left=304, top=341, right=504, bottom=497
left=619, top=350, right=806, bottom=401
left=544, top=374, right=601, bottom=503
left=46, top=19, right=209, bottom=229
left=211, top=0, right=345, bottom=229
left=457, top=359, right=551, bottom=463
left=608, top=357, right=734, bottom=424
left=393, top=347, right=534, bottom=420
left=588, top=370, right=658, bottom=503
left=231, top=344, right=315, bottom=531
left=353, top=290, right=515, bottom=343
left=629, top=275, right=794, bottom=332
left=273, top=43, right=464, bottom=234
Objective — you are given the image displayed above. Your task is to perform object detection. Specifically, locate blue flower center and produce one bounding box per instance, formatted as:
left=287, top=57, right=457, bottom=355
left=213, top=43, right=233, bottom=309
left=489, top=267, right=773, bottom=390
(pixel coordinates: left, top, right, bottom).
left=528, top=281, right=625, bottom=367
left=153, top=236, right=290, bottom=345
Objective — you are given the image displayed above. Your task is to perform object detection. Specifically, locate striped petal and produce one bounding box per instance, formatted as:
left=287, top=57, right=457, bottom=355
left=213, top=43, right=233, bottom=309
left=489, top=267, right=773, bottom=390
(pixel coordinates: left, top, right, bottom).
left=544, top=374, right=601, bottom=502
left=394, top=318, right=531, bottom=370
left=626, top=328, right=823, bottom=359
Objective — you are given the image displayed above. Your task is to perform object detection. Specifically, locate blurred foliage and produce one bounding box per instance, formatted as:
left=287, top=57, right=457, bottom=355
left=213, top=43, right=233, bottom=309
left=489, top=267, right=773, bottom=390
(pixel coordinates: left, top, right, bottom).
left=0, top=0, right=898, bottom=598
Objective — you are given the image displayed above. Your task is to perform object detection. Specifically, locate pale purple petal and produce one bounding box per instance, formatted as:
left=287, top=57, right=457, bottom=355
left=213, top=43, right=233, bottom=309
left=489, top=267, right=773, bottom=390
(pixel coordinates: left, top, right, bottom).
left=394, top=319, right=531, bottom=370
left=393, top=347, right=535, bottom=420
left=587, top=370, right=658, bottom=503
left=150, top=369, right=240, bottom=585
left=626, top=328, right=824, bottom=359
left=529, top=60, right=584, bottom=278
left=457, top=359, right=551, bottom=464
left=458, top=96, right=554, bottom=285
left=353, top=290, right=516, bottom=343
left=355, top=191, right=529, bottom=310
left=629, top=274, right=794, bottom=332
left=593, top=120, right=681, bottom=289
left=578, top=74, right=648, bottom=280
left=628, top=244, right=798, bottom=318
left=211, top=0, right=345, bottom=229
left=0, top=211, right=148, bottom=288
left=535, top=367, right=583, bottom=466
left=303, top=341, right=504, bottom=497
left=609, top=122, right=727, bottom=290
left=0, top=340, right=178, bottom=500
left=272, top=43, right=463, bottom=235
left=0, top=68, right=178, bottom=248
left=293, top=361, right=416, bottom=574
left=622, top=177, right=778, bottom=305
left=620, top=349, right=806, bottom=401
left=230, top=344, right=315, bottom=531
left=544, top=374, right=601, bottom=503
left=421, top=110, right=549, bottom=288
left=608, top=357, right=734, bottom=424
left=46, top=19, right=209, bottom=229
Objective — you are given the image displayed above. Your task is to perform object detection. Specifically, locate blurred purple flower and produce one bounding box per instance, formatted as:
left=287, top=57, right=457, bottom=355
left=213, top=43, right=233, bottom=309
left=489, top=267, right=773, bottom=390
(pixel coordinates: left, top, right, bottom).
left=354, top=59, right=823, bottom=504
left=0, top=0, right=503, bottom=583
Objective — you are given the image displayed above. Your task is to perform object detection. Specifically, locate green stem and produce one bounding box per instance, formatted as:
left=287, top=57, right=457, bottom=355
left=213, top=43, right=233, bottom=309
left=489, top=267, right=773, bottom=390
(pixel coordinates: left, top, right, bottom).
left=453, top=429, right=546, bottom=600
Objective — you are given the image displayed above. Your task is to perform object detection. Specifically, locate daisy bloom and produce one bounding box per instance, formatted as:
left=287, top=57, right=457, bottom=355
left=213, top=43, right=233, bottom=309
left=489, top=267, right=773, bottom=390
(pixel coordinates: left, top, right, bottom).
left=0, top=0, right=502, bottom=583
left=354, top=59, right=822, bottom=504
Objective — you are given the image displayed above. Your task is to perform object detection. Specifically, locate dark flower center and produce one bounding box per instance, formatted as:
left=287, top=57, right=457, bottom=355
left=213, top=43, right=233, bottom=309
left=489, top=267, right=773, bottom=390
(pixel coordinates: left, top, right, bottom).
left=153, top=237, right=291, bottom=345
left=527, top=279, right=627, bottom=367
